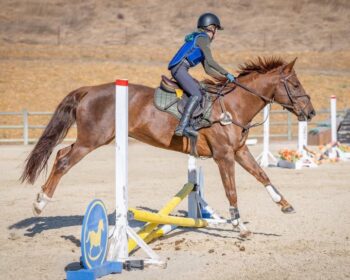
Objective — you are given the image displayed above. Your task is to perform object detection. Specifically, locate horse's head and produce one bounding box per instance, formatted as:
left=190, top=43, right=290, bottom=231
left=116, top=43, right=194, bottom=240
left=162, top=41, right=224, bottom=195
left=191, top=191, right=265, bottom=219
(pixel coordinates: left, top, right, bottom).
left=274, top=58, right=316, bottom=121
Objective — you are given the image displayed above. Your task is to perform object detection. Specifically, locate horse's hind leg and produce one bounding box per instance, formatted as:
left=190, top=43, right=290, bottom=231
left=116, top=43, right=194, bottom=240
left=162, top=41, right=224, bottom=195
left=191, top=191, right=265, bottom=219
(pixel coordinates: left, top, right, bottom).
left=235, top=144, right=295, bottom=213
left=33, top=142, right=92, bottom=216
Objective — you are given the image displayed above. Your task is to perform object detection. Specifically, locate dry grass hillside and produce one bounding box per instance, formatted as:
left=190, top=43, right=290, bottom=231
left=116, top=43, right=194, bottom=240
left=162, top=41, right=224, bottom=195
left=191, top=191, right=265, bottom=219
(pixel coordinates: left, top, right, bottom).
left=1, top=0, right=349, bottom=50
left=0, top=0, right=349, bottom=140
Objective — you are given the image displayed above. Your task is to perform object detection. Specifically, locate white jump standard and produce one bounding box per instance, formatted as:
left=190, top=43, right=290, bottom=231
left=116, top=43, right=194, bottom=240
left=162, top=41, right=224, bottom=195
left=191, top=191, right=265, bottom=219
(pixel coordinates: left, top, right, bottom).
left=328, top=95, right=348, bottom=160
left=256, top=104, right=277, bottom=167
left=107, top=79, right=163, bottom=266
left=107, top=80, right=230, bottom=267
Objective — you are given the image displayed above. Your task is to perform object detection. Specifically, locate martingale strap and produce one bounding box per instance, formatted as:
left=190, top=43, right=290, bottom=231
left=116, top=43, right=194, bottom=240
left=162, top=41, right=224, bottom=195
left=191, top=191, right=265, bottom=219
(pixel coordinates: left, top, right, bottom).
left=211, top=81, right=273, bottom=132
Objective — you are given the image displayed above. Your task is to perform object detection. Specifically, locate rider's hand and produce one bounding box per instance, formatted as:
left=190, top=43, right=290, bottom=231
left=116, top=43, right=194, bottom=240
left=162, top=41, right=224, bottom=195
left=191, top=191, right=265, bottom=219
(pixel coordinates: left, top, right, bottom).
left=226, top=73, right=235, bottom=82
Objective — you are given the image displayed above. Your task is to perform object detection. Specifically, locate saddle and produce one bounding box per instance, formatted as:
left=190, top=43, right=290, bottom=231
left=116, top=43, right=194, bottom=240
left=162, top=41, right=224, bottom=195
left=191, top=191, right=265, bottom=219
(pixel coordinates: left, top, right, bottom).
left=155, top=75, right=233, bottom=157
left=160, top=75, right=208, bottom=118
left=160, top=75, right=180, bottom=93
left=161, top=75, right=228, bottom=94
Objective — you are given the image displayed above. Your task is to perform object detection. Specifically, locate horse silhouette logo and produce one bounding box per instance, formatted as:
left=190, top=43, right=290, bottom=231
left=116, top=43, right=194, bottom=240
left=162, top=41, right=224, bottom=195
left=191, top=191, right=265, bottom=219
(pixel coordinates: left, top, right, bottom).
left=85, top=219, right=105, bottom=260
left=81, top=199, right=108, bottom=269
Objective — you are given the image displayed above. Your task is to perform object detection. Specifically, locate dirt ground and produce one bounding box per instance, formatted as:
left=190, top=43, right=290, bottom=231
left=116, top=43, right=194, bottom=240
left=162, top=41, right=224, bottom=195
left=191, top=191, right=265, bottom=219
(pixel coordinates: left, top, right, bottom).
left=0, top=141, right=349, bottom=280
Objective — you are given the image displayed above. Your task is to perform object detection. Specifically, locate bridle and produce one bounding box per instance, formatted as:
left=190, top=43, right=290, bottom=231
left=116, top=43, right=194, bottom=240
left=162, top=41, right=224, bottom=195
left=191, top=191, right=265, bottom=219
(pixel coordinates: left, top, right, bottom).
left=211, top=70, right=311, bottom=131
left=232, top=71, right=311, bottom=118
left=232, top=73, right=303, bottom=106
left=278, top=73, right=311, bottom=118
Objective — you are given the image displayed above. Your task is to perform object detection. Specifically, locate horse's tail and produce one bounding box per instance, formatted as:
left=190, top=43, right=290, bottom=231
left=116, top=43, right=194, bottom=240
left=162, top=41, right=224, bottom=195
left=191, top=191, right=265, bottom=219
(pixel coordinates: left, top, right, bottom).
left=20, top=88, right=88, bottom=184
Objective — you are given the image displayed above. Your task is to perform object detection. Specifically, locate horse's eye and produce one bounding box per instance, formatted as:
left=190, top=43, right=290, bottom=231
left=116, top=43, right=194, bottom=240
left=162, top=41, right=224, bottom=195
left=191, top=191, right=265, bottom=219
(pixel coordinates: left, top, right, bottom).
left=293, top=84, right=299, bottom=89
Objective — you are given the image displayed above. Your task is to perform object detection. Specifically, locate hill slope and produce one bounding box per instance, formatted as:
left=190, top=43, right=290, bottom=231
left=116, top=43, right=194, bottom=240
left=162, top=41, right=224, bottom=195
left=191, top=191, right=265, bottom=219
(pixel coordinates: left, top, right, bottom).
left=0, top=0, right=349, bottom=51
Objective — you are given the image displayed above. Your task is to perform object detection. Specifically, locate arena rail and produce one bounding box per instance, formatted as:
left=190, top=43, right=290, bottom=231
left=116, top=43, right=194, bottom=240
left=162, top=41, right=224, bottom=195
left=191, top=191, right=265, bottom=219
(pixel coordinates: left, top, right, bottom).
left=1, top=109, right=344, bottom=145
left=0, top=110, right=76, bottom=144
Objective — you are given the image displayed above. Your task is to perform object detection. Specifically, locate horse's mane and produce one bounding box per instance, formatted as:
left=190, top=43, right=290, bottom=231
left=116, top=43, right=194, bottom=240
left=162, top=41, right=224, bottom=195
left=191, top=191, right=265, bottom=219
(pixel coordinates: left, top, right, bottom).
left=203, top=56, right=286, bottom=87
left=237, top=56, right=286, bottom=77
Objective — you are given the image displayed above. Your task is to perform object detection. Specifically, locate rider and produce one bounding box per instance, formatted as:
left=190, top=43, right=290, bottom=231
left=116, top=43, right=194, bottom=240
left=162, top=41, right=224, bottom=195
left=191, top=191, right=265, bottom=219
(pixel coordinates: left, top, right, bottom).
left=168, top=12, right=235, bottom=137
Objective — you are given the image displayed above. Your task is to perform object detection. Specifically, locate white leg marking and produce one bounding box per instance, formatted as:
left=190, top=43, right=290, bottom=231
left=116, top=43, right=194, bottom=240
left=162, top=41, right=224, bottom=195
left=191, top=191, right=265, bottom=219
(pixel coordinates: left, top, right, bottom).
left=232, top=218, right=239, bottom=227
left=33, top=191, right=51, bottom=216
left=230, top=207, right=250, bottom=236
left=232, top=218, right=248, bottom=232
left=266, top=185, right=282, bottom=202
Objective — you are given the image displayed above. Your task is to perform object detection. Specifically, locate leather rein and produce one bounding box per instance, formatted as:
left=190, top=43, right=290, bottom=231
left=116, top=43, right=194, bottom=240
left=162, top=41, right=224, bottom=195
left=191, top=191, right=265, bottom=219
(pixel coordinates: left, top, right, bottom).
left=211, top=72, right=311, bottom=132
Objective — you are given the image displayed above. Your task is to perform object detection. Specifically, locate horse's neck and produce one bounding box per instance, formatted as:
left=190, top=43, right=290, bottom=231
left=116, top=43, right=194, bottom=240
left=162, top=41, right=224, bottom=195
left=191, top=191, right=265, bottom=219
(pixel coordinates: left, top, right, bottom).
left=227, top=73, right=276, bottom=125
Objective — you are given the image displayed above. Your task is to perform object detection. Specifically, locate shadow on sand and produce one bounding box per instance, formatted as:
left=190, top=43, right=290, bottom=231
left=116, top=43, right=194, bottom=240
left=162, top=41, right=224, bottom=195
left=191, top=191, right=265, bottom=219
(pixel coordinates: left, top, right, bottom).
left=8, top=207, right=281, bottom=245
left=8, top=212, right=115, bottom=237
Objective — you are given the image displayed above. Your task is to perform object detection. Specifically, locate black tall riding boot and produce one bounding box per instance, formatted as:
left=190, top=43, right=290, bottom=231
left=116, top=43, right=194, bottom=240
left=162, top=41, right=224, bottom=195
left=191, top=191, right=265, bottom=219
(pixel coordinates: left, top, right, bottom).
left=174, top=96, right=200, bottom=137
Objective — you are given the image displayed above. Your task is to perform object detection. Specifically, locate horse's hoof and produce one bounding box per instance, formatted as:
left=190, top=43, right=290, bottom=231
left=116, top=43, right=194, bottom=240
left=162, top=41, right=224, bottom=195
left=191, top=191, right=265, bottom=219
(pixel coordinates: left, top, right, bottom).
left=239, top=230, right=252, bottom=238
left=282, top=205, right=295, bottom=214
left=32, top=203, right=42, bottom=216
left=32, top=191, right=51, bottom=216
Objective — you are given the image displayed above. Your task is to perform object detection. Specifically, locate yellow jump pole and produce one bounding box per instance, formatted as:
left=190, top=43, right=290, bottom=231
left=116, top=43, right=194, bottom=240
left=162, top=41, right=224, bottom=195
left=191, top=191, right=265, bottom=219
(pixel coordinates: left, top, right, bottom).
left=142, top=225, right=172, bottom=245
left=128, top=183, right=195, bottom=253
left=129, top=209, right=208, bottom=228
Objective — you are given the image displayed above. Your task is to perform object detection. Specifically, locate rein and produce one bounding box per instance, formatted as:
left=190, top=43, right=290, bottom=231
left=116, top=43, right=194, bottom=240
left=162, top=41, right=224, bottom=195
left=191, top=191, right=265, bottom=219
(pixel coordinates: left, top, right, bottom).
left=233, top=75, right=298, bottom=110
left=209, top=72, right=304, bottom=132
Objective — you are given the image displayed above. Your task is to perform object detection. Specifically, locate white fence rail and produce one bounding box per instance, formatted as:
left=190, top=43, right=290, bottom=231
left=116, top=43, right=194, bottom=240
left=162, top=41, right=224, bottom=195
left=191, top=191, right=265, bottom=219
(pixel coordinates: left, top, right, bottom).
left=0, top=110, right=76, bottom=145
left=0, top=109, right=345, bottom=145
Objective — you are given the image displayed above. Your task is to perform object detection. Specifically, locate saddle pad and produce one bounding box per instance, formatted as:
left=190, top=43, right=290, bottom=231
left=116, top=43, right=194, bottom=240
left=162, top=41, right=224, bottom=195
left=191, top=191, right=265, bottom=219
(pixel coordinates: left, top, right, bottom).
left=154, top=87, right=213, bottom=130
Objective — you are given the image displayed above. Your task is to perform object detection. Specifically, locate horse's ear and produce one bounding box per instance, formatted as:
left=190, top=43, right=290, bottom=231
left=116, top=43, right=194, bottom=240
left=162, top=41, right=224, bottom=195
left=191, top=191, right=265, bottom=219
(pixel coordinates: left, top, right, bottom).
left=282, top=57, right=297, bottom=74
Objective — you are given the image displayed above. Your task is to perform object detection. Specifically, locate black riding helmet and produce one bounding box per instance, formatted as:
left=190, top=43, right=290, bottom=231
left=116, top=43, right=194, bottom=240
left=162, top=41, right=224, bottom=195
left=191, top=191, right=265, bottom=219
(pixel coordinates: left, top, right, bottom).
left=197, top=13, right=223, bottom=30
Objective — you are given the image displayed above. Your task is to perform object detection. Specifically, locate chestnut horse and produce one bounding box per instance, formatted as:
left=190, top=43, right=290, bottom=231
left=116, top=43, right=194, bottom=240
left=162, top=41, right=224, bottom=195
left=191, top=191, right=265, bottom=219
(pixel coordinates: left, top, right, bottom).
left=21, top=57, right=315, bottom=237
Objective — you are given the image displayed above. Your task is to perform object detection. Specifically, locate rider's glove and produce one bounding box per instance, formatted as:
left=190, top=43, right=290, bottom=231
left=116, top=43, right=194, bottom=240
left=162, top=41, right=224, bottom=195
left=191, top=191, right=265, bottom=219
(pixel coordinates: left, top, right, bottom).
left=226, top=73, right=235, bottom=82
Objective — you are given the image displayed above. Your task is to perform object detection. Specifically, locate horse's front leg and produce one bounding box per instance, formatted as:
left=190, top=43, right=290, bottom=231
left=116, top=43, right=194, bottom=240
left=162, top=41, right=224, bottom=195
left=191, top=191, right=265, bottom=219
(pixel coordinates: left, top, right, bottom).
left=235, top=144, right=295, bottom=213
left=213, top=152, right=251, bottom=238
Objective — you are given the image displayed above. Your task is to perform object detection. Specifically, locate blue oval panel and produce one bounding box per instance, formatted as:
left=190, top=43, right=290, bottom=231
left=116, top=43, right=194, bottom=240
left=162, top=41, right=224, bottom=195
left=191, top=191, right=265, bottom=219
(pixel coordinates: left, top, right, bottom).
left=81, top=199, right=108, bottom=269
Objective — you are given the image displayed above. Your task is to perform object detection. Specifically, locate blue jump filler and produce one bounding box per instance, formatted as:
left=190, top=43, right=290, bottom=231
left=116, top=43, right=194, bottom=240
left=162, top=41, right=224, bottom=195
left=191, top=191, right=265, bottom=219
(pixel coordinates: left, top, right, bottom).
left=66, top=199, right=122, bottom=280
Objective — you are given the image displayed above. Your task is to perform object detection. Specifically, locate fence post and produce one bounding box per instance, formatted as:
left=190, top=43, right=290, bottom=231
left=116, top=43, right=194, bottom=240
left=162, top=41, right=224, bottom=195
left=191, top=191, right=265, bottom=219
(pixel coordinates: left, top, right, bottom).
left=330, top=96, right=337, bottom=143
left=23, top=109, right=28, bottom=145
left=287, top=111, right=292, bottom=141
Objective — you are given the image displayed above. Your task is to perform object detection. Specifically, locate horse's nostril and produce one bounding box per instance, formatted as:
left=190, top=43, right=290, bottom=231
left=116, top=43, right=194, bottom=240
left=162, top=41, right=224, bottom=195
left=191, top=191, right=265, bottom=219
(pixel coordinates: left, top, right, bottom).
left=308, top=109, right=316, bottom=119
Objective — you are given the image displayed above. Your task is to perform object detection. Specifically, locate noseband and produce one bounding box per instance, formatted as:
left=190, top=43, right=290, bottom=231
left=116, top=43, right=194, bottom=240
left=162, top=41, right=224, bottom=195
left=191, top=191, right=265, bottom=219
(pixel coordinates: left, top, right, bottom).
left=278, top=73, right=311, bottom=118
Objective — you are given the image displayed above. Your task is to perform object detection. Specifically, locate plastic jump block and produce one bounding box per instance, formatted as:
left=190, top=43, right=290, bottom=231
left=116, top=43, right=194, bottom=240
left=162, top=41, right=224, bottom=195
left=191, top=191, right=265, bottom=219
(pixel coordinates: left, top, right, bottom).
left=66, top=261, right=122, bottom=280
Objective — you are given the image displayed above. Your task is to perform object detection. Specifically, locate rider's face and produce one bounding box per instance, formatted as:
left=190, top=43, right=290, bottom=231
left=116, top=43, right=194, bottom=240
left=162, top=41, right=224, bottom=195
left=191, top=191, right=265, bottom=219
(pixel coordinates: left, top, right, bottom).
left=207, top=26, right=217, bottom=41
